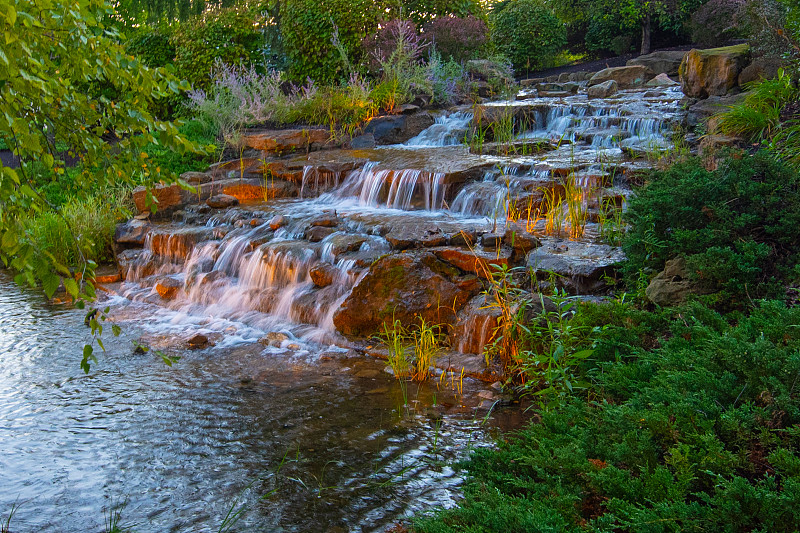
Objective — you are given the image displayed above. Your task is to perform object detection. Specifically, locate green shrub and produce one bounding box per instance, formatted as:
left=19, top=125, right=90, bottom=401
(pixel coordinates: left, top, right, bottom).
left=416, top=300, right=800, bottom=532
left=125, top=29, right=176, bottom=68
left=490, top=0, right=567, bottom=74
left=280, top=0, right=390, bottom=83
left=171, top=6, right=266, bottom=89
left=623, top=152, right=800, bottom=305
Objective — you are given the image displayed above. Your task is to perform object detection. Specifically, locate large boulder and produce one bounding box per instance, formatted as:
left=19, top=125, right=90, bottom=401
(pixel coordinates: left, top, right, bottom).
left=333, top=252, right=474, bottom=337
left=645, top=257, right=709, bottom=306
left=588, top=65, right=655, bottom=90
left=363, top=112, right=436, bottom=145
left=738, top=57, right=784, bottom=86
left=679, top=44, right=751, bottom=98
left=587, top=80, right=618, bottom=99
left=627, top=50, right=688, bottom=77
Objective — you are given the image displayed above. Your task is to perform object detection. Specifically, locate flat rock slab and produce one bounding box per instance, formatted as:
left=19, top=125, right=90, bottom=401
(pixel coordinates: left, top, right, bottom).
left=527, top=238, right=625, bottom=293
left=241, top=128, right=332, bottom=155
left=433, top=246, right=513, bottom=278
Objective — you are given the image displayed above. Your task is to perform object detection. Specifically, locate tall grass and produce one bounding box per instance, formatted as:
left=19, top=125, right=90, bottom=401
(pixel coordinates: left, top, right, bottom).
left=715, top=69, right=798, bottom=142
left=22, top=190, right=131, bottom=267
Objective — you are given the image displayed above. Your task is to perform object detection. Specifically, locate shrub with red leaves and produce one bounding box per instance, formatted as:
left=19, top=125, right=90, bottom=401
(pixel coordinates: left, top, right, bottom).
left=424, top=15, right=488, bottom=62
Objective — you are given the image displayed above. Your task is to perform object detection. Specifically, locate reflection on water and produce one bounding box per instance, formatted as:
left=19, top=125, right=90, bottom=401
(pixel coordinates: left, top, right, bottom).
left=0, top=272, right=524, bottom=532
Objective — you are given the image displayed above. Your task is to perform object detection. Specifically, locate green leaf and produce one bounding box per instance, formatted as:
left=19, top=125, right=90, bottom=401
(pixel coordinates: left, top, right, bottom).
left=63, top=277, right=79, bottom=298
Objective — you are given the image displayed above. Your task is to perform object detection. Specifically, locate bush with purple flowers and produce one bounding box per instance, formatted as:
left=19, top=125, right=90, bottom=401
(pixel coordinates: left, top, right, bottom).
left=424, top=15, right=488, bottom=62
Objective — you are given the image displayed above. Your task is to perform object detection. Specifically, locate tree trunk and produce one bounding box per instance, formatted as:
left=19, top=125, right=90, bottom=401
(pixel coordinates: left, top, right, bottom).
left=640, top=12, right=652, bottom=55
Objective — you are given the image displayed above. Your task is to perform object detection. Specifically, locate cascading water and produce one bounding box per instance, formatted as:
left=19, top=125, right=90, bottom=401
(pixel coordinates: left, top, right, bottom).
left=403, top=111, right=474, bottom=147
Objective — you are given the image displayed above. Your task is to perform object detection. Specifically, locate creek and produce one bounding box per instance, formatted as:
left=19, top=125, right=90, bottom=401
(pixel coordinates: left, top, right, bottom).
left=1, top=83, right=684, bottom=531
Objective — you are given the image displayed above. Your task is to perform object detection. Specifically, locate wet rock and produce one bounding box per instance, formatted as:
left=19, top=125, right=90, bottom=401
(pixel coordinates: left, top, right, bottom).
left=588, top=65, right=655, bottom=89
left=310, top=263, right=336, bottom=288
left=333, top=252, right=473, bottom=337
left=323, top=233, right=368, bottom=257
left=287, top=343, right=302, bottom=351
left=587, top=80, right=618, bottom=99
left=680, top=44, right=750, bottom=98
left=241, top=128, right=331, bottom=155
left=309, top=214, right=340, bottom=227
left=503, top=225, right=541, bottom=253
left=349, top=133, right=376, bottom=149
left=116, top=248, right=155, bottom=279
left=114, top=219, right=151, bottom=245
left=180, top=171, right=212, bottom=184
left=154, top=277, right=182, bottom=300
left=646, top=257, right=709, bottom=306
left=527, top=239, right=625, bottom=294
left=206, top=194, right=239, bottom=209
left=646, top=73, right=679, bottom=87
left=433, top=247, right=512, bottom=277
left=305, top=226, right=336, bottom=242
left=258, top=332, right=290, bottom=347
left=186, top=333, right=209, bottom=349
left=449, top=229, right=477, bottom=247
left=739, top=57, right=784, bottom=86
left=421, top=233, right=448, bottom=247
left=364, top=112, right=436, bottom=145
left=396, top=104, right=420, bottom=115
left=627, top=50, right=687, bottom=76
left=268, top=215, right=286, bottom=230
left=451, top=295, right=501, bottom=354
left=472, top=139, right=555, bottom=156
left=482, top=233, right=503, bottom=250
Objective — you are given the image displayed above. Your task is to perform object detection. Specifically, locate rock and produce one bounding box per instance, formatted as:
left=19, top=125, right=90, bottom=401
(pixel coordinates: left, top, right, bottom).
left=268, top=215, right=286, bottom=230
left=309, top=263, right=336, bottom=288
left=698, top=134, right=744, bottom=170
left=450, top=229, right=477, bottom=247
left=364, top=112, right=436, bottom=145
left=569, top=71, right=593, bottom=82
left=154, top=277, right=182, bottom=300
left=305, top=226, right=336, bottom=242
left=627, top=50, right=688, bottom=76
left=471, top=80, right=493, bottom=98
left=349, top=133, right=376, bottom=149
left=333, top=252, right=473, bottom=337
left=206, top=194, right=239, bottom=209
left=450, top=295, right=501, bottom=354
left=259, top=332, right=290, bottom=347
left=503, top=225, right=541, bottom=253
left=116, top=248, right=155, bottom=280
left=241, top=128, right=331, bottom=155
left=309, top=214, right=340, bottom=227
left=679, top=44, right=751, bottom=98
left=587, top=80, right=618, bottom=99
left=527, top=240, right=625, bottom=294
left=738, top=57, right=784, bottom=86
left=287, top=343, right=302, bottom=351
left=482, top=233, right=503, bottom=250
left=588, top=65, right=655, bottom=89
left=646, top=73, right=679, bottom=87
left=322, top=233, right=368, bottom=257
left=520, top=77, right=546, bottom=87
left=186, top=333, right=209, bottom=349
left=396, top=104, right=420, bottom=115
left=433, top=247, right=511, bottom=278
left=686, top=93, right=747, bottom=129
left=114, top=219, right=151, bottom=245
left=645, top=257, right=708, bottom=306
left=180, top=171, right=212, bottom=184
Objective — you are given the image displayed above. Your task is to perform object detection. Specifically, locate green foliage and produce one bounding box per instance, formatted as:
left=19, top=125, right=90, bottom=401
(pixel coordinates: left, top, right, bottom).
left=0, top=0, right=199, bottom=302
left=401, top=0, right=484, bottom=26
left=623, top=152, right=800, bottom=305
left=716, top=70, right=799, bottom=143
left=171, top=5, right=266, bottom=89
left=125, top=29, right=176, bottom=68
left=490, top=0, right=567, bottom=74
left=416, top=300, right=800, bottom=532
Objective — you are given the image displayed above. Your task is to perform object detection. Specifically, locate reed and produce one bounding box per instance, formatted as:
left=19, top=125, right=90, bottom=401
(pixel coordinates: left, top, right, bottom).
left=412, top=317, right=440, bottom=382
left=563, top=174, right=592, bottom=240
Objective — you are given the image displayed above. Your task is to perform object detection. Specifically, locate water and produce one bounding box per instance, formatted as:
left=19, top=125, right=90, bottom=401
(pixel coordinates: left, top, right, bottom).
left=0, top=272, right=522, bottom=532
